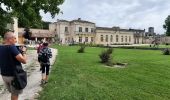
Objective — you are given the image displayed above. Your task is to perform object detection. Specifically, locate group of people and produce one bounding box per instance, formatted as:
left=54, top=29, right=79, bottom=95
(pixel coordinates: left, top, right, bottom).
left=0, top=32, right=52, bottom=100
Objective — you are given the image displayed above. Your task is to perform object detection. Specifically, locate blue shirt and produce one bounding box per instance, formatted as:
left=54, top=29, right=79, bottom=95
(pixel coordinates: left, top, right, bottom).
left=0, top=45, right=21, bottom=76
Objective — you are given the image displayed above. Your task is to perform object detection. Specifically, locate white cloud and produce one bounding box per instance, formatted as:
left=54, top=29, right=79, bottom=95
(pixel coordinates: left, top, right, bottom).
left=41, top=0, right=170, bottom=34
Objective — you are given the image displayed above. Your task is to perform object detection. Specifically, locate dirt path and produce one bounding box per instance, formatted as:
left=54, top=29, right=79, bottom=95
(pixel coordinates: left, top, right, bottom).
left=0, top=48, right=57, bottom=100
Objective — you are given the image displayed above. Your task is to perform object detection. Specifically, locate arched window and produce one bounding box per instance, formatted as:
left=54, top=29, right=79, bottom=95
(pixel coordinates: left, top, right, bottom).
left=125, top=36, right=127, bottom=42
left=100, top=35, right=103, bottom=42
left=106, top=35, right=108, bottom=42
left=121, top=36, right=123, bottom=42
left=110, top=35, right=113, bottom=42
left=129, top=36, right=131, bottom=42
left=116, top=35, right=119, bottom=42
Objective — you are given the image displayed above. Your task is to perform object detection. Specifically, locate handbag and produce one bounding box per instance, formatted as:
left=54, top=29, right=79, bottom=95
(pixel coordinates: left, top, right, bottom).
left=8, top=46, right=27, bottom=90
left=11, top=65, right=27, bottom=90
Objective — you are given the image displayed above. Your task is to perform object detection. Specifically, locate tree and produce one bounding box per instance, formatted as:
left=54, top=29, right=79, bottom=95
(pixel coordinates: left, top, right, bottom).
left=0, top=0, right=64, bottom=36
left=163, top=15, right=170, bottom=36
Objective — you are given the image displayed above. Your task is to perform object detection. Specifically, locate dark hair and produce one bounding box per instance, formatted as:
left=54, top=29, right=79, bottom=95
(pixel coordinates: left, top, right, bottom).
left=43, top=42, right=48, bottom=46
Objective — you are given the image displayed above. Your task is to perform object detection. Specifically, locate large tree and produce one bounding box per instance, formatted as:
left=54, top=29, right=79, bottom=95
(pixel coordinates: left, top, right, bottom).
left=0, top=0, right=64, bottom=36
left=163, top=15, right=170, bottom=36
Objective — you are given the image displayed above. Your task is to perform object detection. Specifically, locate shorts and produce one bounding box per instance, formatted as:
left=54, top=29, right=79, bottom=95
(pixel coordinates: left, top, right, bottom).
left=1, top=76, right=23, bottom=95
left=41, top=64, right=50, bottom=75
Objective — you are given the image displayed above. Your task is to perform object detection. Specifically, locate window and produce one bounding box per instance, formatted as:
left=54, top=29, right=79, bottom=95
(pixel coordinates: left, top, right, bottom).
left=85, top=28, right=88, bottom=32
left=106, top=35, right=108, bottom=42
left=129, top=36, right=131, bottom=42
left=121, top=36, right=123, bottom=42
left=85, top=37, right=88, bottom=42
left=110, top=35, right=113, bottom=42
left=91, top=28, right=94, bottom=32
left=116, top=35, right=119, bottom=42
left=79, top=27, right=82, bottom=32
left=101, top=35, right=104, bottom=42
left=65, top=27, right=68, bottom=32
left=125, top=36, right=127, bottom=42
left=91, top=37, right=94, bottom=42
left=79, top=37, right=82, bottom=42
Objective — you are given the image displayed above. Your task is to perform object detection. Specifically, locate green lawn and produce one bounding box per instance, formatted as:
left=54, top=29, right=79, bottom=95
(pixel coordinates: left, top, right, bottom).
left=39, top=46, right=170, bottom=100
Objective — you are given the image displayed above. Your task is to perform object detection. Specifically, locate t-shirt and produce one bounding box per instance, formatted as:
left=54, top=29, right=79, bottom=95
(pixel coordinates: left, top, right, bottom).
left=0, top=45, right=21, bottom=76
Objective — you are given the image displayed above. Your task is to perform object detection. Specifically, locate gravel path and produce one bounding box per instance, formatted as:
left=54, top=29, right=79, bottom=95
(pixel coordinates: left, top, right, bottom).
left=0, top=48, right=57, bottom=100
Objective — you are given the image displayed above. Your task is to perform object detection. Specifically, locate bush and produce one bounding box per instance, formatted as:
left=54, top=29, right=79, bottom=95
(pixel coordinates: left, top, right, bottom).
left=162, top=48, right=170, bottom=55
left=77, top=45, right=85, bottom=53
left=165, top=43, right=169, bottom=45
left=99, top=48, right=114, bottom=64
left=107, top=48, right=113, bottom=54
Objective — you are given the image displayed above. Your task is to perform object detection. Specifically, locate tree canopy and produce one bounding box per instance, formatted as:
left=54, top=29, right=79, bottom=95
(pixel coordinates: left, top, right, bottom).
left=0, top=0, right=64, bottom=36
left=163, top=15, right=170, bottom=36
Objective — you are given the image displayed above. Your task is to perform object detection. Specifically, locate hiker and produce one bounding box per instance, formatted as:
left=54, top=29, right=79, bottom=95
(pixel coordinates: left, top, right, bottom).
left=36, top=41, right=44, bottom=70
left=38, top=42, right=52, bottom=84
left=37, top=41, right=44, bottom=54
left=0, top=32, right=27, bottom=100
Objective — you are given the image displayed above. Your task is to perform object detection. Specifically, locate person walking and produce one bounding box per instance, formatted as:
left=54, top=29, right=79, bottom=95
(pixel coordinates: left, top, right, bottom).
left=0, top=32, right=27, bottom=100
left=38, top=42, right=52, bottom=84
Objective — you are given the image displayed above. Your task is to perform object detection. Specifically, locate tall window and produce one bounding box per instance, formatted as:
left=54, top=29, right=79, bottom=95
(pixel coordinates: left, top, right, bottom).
left=85, top=28, right=88, bottom=32
left=85, top=37, right=88, bottom=42
left=91, top=28, right=94, bottom=32
left=79, top=37, right=82, bottom=42
left=65, top=27, right=68, bottom=32
left=129, top=36, right=131, bottom=42
left=91, top=37, right=94, bottom=42
left=125, top=36, right=127, bottom=42
left=116, top=35, right=119, bottom=42
left=106, top=35, right=108, bottom=42
left=121, top=36, right=123, bottom=42
left=110, top=35, right=113, bottom=42
left=101, top=35, right=104, bottom=42
left=79, top=27, right=82, bottom=32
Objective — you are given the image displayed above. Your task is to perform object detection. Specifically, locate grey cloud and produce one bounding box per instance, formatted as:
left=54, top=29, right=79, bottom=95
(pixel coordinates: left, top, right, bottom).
left=41, top=0, right=170, bottom=34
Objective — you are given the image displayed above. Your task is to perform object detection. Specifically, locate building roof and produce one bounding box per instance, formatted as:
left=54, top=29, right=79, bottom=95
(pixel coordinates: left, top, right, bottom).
left=31, top=31, right=55, bottom=38
left=18, top=28, right=55, bottom=38
left=96, top=27, right=145, bottom=32
left=57, top=19, right=70, bottom=23
left=70, top=18, right=95, bottom=24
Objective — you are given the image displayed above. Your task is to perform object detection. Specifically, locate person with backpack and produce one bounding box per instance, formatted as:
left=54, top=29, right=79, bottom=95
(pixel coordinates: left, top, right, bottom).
left=38, top=42, right=52, bottom=84
left=0, top=32, right=27, bottom=100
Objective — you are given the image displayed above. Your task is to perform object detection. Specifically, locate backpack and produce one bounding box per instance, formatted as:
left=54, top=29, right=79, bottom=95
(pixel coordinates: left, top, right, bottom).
left=38, top=49, right=49, bottom=63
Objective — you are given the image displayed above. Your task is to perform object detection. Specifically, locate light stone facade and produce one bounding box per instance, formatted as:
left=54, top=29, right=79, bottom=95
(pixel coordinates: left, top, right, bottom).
left=49, top=18, right=145, bottom=45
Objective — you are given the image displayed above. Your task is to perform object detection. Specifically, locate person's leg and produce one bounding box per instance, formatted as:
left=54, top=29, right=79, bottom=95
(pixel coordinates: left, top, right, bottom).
left=45, top=65, right=50, bottom=82
left=41, top=64, right=46, bottom=81
left=2, top=76, right=22, bottom=100
left=11, top=94, right=18, bottom=100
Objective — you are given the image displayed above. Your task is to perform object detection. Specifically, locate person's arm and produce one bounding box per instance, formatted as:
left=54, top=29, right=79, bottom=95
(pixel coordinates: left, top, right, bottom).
left=16, top=53, right=27, bottom=64
left=11, top=45, right=27, bottom=64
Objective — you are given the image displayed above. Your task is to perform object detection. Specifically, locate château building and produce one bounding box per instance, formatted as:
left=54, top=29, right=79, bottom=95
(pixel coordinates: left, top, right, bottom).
left=49, top=18, right=145, bottom=45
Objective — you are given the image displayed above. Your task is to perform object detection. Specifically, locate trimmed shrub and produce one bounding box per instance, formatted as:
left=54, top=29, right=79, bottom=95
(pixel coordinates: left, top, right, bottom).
left=77, top=45, right=85, bottom=53
left=165, top=43, right=169, bottom=45
left=99, top=50, right=111, bottom=63
left=107, top=48, right=113, bottom=54
left=163, top=48, right=170, bottom=55
left=99, top=48, right=114, bottom=64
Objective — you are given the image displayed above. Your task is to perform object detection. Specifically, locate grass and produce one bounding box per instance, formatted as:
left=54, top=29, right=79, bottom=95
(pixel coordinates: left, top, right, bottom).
left=39, top=45, right=170, bottom=100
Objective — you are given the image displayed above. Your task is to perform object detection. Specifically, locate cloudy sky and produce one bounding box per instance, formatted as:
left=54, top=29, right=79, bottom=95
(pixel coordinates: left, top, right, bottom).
left=41, top=0, right=170, bottom=34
